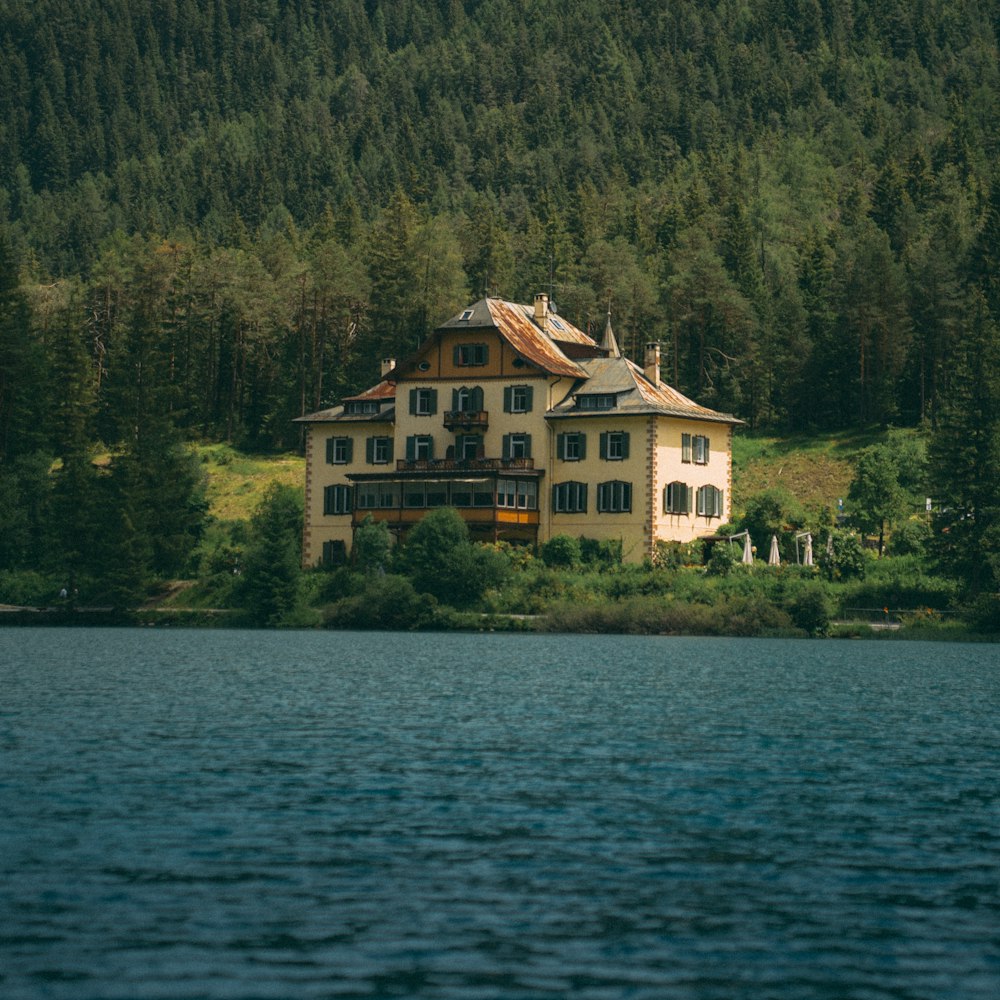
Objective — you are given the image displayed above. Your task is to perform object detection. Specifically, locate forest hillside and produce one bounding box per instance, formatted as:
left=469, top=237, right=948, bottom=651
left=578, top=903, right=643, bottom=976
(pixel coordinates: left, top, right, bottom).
left=1, top=1, right=998, bottom=614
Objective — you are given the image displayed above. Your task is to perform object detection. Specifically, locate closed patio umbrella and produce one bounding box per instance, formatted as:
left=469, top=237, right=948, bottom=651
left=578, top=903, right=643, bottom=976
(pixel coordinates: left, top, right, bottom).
left=742, top=533, right=753, bottom=564
left=803, top=532, right=813, bottom=566
left=768, top=534, right=780, bottom=566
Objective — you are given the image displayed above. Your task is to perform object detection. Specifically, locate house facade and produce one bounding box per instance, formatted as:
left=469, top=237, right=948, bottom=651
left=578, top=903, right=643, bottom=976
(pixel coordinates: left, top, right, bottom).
left=297, top=294, right=741, bottom=565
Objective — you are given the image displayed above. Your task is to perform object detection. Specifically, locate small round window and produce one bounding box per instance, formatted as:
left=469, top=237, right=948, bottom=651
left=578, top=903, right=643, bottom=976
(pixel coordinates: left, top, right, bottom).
left=418, top=361, right=431, bottom=371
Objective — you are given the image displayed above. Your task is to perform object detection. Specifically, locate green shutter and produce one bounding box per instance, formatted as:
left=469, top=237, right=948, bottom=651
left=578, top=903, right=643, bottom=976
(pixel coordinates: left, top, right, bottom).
left=452, top=388, right=460, bottom=410
left=578, top=433, right=586, bottom=460
left=428, top=389, right=437, bottom=414
left=453, top=345, right=461, bottom=365
left=524, top=386, right=533, bottom=412
left=406, top=436, right=416, bottom=461
left=409, top=389, right=417, bottom=415
left=524, top=434, right=531, bottom=458
left=621, top=432, right=630, bottom=459
left=599, top=432, right=608, bottom=460
left=366, top=437, right=374, bottom=463
left=426, top=437, right=435, bottom=460
left=472, top=386, right=483, bottom=410
left=386, top=438, right=394, bottom=463
left=325, top=437, right=335, bottom=463
left=503, top=386, right=512, bottom=412
left=557, top=433, right=566, bottom=460
left=344, top=438, right=353, bottom=463
left=705, top=438, right=711, bottom=463
left=682, top=433, right=691, bottom=462
left=502, top=433, right=511, bottom=459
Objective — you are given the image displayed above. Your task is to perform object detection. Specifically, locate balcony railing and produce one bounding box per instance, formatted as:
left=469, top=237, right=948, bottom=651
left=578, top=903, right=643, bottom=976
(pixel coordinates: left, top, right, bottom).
left=396, top=456, right=535, bottom=472
left=442, top=409, right=489, bottom=431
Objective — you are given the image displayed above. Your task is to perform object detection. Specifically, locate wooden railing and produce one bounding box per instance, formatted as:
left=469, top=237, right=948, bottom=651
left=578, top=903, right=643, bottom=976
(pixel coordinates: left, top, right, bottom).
left=442, top=409, right=489, bottom=430
left=396, top=456, right=535, bottom=472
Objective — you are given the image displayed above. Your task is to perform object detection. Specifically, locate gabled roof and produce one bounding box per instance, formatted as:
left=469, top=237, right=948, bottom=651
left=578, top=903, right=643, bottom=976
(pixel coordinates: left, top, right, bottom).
left=294, top=379, right=396, bottom=423
left=438, top=297, right=592, bottom=378
left=548, top=356, right=742, bottom=425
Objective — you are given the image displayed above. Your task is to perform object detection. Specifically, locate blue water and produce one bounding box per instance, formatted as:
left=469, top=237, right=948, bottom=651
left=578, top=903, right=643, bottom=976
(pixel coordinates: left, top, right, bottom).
left=1, top=629, right=998, bottom=1000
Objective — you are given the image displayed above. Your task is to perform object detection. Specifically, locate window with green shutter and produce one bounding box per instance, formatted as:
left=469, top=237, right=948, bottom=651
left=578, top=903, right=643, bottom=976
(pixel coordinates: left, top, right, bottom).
left=366, top=436, right=392, bottom=464
left=599, top=431, right=629, bottom=460
left=503, top=433, right=531, bottom=459
left=597, top=480, right=632, bottom=513
left=557, top=432, right=586, bottom=461
left=664, top=481, right=691, bottom=514
left=504, top=385, right=533, bottom=413
left=409, top=388, right=437, bottom=415
left=326, top=436, right=352, bottom=464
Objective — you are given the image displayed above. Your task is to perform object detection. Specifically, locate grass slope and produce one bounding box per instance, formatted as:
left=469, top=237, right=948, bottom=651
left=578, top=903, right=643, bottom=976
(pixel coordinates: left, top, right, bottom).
left=197, top=443, right=304, bottom=522
left=730, top=428, right=893, bottom=520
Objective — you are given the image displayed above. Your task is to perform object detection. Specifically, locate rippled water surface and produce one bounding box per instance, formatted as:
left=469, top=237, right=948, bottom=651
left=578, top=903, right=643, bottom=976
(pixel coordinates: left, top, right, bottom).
left=2, top=629, right=998, bottom=999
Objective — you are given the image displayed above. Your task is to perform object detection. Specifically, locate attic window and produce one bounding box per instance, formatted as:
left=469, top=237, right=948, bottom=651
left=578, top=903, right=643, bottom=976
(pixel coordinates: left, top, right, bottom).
left=576, top=393, right=616, bottom=410
left=346, top=400, right=380, bottom=414
left=459, top=310, right=474, bottom=322
left=550, top=317, right=566, bottom=332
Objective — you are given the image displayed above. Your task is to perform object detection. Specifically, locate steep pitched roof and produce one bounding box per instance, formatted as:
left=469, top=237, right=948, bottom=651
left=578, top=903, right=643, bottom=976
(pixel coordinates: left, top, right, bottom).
left=438, top=297, right=591, bottom=378
left=548, top=356, right=742, bottom=425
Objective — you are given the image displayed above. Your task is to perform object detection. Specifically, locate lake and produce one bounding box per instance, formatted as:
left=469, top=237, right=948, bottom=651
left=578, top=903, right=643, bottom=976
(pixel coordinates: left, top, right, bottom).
left=1, top=629, right=998, bottom=999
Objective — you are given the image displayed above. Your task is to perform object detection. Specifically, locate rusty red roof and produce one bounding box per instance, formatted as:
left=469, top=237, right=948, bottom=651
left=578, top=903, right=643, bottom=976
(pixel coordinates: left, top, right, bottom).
left=485, top=299, right=587, bottom=378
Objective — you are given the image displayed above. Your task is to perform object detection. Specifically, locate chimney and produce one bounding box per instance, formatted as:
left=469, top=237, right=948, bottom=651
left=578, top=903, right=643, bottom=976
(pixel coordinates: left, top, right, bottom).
left=644, top=343, right=661, bottom=387
left=381, top=357, right=396, bottom=377
left=534, top=293, right=549, bottom=330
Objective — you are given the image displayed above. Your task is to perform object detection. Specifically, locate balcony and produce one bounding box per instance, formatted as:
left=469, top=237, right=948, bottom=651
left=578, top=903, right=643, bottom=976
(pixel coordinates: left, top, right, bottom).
left=395, top=456, right=535, bottom=473
left=443, top=409, right=489, bottom=431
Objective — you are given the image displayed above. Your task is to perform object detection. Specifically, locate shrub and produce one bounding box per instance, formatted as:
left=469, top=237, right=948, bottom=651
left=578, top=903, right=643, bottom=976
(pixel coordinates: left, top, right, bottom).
left=785, top=582, right=833, bottom=636
left=353, top=514, right=393, bottom=573
left=888, top=518, right=931, bottom=557
left=541, top=534, right=581, bottom=568
left=324, top=574, right=437, bottom=630
left=707, top=539, right=739, bottom=576
left=579, top=536, right=623, bottom=568
left=819, top=530, right=868, bottom=581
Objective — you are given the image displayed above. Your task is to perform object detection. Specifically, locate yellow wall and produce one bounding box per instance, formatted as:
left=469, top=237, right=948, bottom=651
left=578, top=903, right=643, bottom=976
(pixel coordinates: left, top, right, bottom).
left=651, top=418, right=733, bottom=550
left=302, top=419, right=392, bottom=565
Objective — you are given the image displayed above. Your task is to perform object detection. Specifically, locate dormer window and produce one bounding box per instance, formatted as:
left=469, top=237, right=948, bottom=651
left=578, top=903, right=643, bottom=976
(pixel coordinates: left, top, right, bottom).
left=459, top=309, right=474, bottom=322
left=576, top=393, right=616, bottom=410
left=345, top=400, right=380, bottom=415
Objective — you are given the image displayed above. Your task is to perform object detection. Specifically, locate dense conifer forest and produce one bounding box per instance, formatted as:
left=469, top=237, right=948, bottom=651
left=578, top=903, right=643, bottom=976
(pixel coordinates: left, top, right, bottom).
left=1, top=1, right=998, bottom=617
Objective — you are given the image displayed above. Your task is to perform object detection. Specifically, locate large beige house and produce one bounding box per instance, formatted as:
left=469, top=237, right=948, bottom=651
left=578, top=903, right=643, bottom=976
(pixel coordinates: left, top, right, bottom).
left=296, top=294, right=741, bottom=565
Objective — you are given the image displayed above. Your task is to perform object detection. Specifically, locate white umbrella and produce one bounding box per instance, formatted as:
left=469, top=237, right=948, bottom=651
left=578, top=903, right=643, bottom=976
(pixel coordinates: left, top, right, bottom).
left=803, top=532, right=813, bottom=567
left=742, top=533, right=753, bottom=564
left=768, top=534, right=780, bottom=566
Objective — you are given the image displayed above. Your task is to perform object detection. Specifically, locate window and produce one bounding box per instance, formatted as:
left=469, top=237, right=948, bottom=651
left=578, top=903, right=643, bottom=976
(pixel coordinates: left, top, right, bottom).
left=326, top=436, right=353, bottom=464
left=405, top=435, right=434, bottom=461
left=552, top=481, right=587, bottom=513
left=502, top=433, right=532, bottom=460
left=497, top=479, right=537, bottom=510
left=504, top=385, right=534, bottom=413
left=696, top=484, right=724, bottom=518
left=322, top=540, right=347, bottom=566
left=409, top=388, right=437, bottom=416
left=557, top=432, right=586, bottom=461
left=345, top=400, right=379, bottom=415
left=597, top=480, right=632, bottom=513
left=323, top=484, right=352, bottom=515
left=459, top=309, right=474, bottom=322
left=576, top=393, right=616, bottom=410
left=682, top=433, right=709, bottom=464
left=454, top=343, right=488, bottom=366
left=664, top=481, right=691, bottom=514
left=365, top=436, right=393, bottom=465
left=600, top=431, right=630, bottom=461
left=356, top=483, right=399, bottom=510
left=452, top=386, right=484, bottom=412
left=456, top=434, right=483, bottom=460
